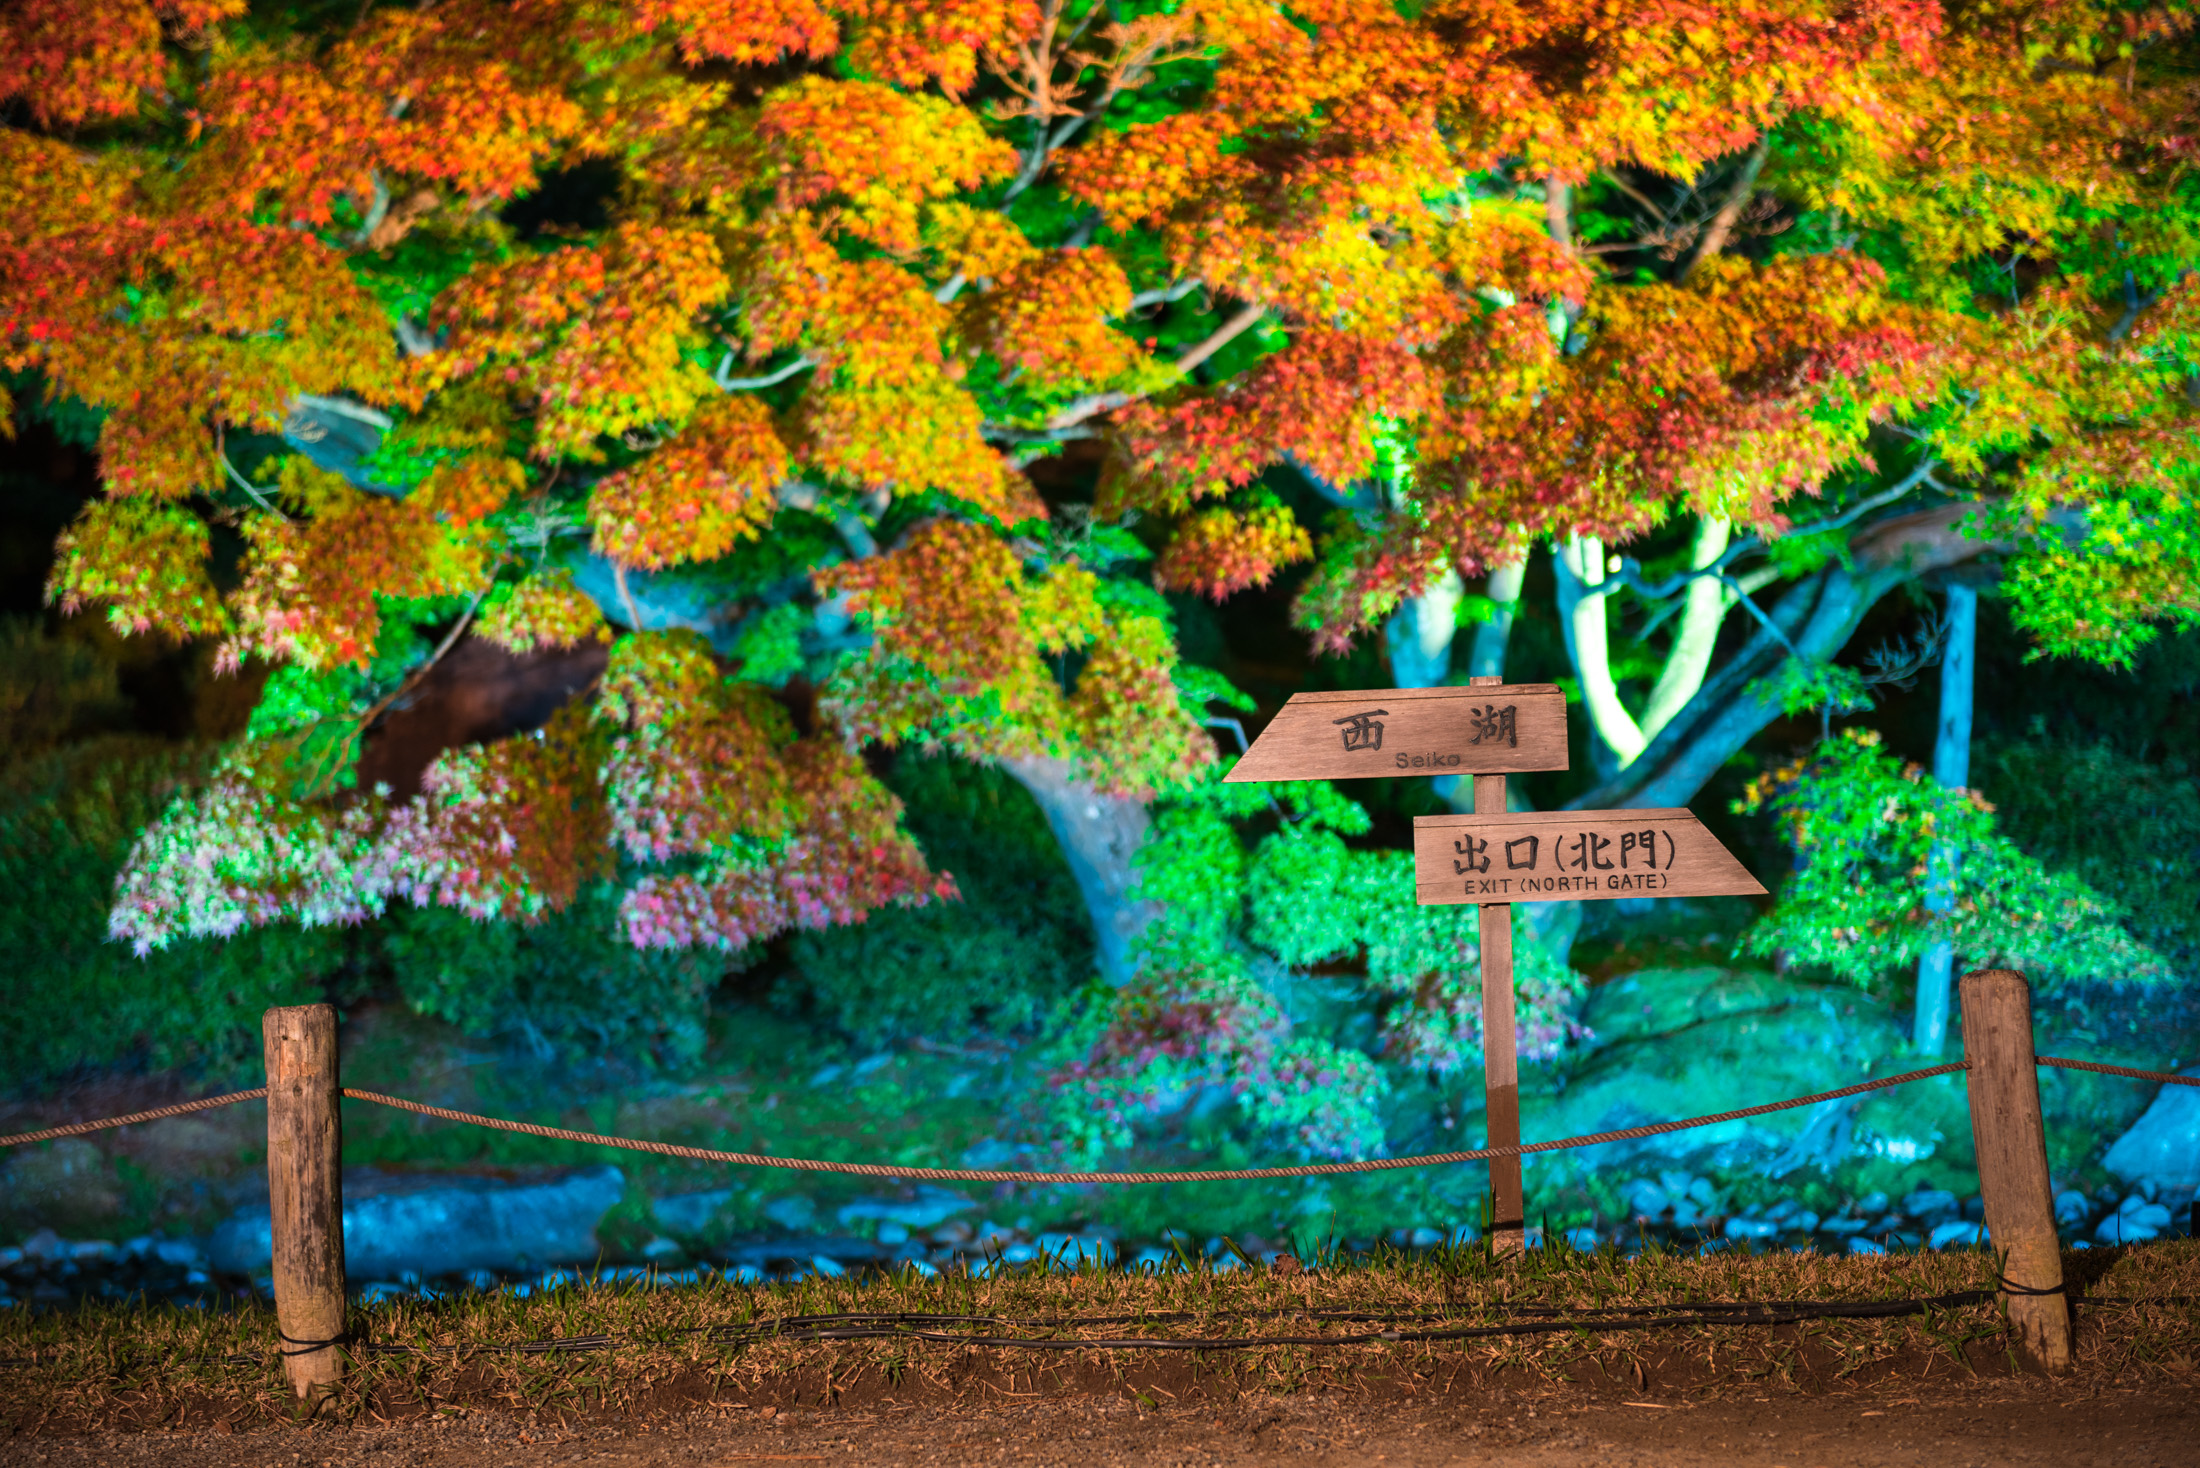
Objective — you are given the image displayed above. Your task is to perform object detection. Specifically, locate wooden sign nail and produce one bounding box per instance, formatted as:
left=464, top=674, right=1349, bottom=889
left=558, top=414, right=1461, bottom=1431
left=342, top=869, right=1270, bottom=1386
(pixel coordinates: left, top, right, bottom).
left=1225, top=684, right=1569, bottom=784
left=1412, top=808, right=1766, bottom=906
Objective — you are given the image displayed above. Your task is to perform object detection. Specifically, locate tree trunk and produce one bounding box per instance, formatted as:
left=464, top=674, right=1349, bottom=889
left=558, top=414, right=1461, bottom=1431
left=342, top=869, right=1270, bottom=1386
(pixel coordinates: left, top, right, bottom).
left=1384, top=568, right=1465, bottom=690
left=999, top=753, right=1158, bottom=987
left=1555, top=536, right=1631, bottom=778
left=1466, top=557, right=1526, bottom=680
left=1914, top=582, right=1978, bottom=1054
left=1570, top=505, right=1998, bottom=813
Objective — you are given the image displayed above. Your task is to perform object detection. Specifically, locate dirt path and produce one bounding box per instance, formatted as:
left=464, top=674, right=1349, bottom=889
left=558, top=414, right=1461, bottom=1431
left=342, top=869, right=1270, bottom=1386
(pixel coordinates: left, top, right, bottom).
left=7, top=1376, right=2194, bottom=1468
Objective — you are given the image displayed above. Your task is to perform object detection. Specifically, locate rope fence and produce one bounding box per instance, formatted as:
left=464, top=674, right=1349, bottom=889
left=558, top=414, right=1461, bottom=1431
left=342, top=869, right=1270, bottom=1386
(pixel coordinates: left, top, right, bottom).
left=339, top=1063, right=1975, bottom=1183
left=0, top=1088, right=267, bottom=1149
left=1, top=1054, right=2188, bottom=1171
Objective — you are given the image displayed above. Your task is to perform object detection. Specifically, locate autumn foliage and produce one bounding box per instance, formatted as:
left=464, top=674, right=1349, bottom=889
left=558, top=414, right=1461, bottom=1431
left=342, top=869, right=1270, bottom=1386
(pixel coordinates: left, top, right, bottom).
left=5, top=0, right=2198, bottom=1133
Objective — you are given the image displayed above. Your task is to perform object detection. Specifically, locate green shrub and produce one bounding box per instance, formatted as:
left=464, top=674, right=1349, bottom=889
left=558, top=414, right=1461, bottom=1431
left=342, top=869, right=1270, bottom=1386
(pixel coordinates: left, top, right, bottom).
left=0, top=738, right=339, bottom=1090
left=0, top=617, right=125, bottom=756
left=776, top=751, right=1094, bottom=1046
left=1736, top=729, right=2168, bottom=989
left=1977, top=730, right=2200, bottom=975
left=379, top=889, right=721, bottom=1069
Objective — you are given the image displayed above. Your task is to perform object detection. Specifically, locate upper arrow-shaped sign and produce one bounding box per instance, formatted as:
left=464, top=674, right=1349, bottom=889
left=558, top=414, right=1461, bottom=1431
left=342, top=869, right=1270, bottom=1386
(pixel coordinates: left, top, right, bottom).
left=1225, top=683, right=1569, bottom=783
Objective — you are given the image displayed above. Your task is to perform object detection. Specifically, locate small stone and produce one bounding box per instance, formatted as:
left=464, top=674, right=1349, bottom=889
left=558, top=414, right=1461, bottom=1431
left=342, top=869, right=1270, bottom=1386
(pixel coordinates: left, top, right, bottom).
left=2097, top=1204, right=2172, bottom=1244
left=1901, top=1189, right=1959, bottom=1219
left=2054, top=1190, right=2093, bottom=1227
left=1848, top=1237, right=1886, bottom=1255
left=1929, top=1221, right=1984, bottom=1249
left=1853, top=1192, right=1890, bottom=1216
left=1725, top=1218, right=1780, bottom=1241
left=20, top=1229, right=64, bottom=1262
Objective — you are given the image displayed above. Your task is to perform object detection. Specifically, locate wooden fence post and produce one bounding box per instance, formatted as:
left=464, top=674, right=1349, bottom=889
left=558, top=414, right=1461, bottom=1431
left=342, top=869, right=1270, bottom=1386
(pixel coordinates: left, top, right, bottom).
left=1469, top=674, right=1526, bottom=1259
left=263, top=1004, right=347, bottom=1403
left=1959, top=968, right=2071, bottom=1372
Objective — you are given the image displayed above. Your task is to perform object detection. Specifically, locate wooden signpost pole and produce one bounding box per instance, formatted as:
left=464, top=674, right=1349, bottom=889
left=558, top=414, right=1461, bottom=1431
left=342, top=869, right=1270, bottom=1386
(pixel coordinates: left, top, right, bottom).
left=1228, top=678, right=1764, bottom=1259
left=1469, top=676, right=1525, bottom=1256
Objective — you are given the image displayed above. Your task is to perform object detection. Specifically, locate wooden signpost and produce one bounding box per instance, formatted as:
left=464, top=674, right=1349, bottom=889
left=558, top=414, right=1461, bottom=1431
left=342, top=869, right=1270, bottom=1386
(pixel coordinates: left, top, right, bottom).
left=1223, top=682, right=1569, bottom=784
left=1232, top=675, right=1765, bottom=1256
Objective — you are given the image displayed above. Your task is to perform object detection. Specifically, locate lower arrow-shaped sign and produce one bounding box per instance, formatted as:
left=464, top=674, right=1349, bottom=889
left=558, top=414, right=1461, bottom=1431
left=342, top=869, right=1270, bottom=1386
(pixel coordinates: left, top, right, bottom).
left=1412, top=808, right=1766, bottom=906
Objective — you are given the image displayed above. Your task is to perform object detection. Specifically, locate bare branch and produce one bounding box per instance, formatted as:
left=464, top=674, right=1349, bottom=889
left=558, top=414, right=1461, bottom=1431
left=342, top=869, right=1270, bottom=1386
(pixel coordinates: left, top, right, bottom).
left=718, top=354, right=815, bottom=391
left=1676, top=132, right=1772, bottom=284
left=395, top=316, right=437, bottom=358
left=1127, top=278, right=1203, bottom=311
left=358, top=583, right=490, bottom=732
left=1042, top=301, right=1266, bottom=431
left=221, top=449, right=287, bottom=518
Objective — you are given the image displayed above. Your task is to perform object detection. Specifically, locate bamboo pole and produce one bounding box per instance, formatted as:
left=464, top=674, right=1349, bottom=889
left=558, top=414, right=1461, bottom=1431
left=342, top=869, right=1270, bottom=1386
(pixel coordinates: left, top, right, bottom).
left=1470, top=674, right=1526, bottom=1257
left=1959, top=969, right=2070, bottom=1372
left=263, top=1004, right=347, bottom=1403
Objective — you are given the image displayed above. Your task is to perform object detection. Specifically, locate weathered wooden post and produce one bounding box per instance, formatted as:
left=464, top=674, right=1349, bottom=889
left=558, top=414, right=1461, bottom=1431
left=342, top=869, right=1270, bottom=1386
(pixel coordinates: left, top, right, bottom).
left=263, top=1003, right=347, bottom=1403
left=1468, top=675, right=1526, bottom=1257
left=1959, top=968, right=2071, bottom=1372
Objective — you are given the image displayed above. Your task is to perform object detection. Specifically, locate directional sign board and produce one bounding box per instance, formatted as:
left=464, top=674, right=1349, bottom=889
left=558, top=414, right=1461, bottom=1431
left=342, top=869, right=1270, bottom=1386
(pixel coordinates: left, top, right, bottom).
left=1413, top=808, right=1767, bottom=906
left=1225, top=683, right=1568, bottom=783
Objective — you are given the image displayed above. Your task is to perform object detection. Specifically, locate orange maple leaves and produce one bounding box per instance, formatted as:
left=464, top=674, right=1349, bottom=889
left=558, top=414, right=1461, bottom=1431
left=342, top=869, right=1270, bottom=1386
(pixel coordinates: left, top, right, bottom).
left=589, top=396, right=789, bottom=571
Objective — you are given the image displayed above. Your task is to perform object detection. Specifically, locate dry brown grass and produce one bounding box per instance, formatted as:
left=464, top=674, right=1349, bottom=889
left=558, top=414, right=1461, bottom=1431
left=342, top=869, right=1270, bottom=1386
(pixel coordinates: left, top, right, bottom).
left=4, top=1239, right=2196, bottom=1432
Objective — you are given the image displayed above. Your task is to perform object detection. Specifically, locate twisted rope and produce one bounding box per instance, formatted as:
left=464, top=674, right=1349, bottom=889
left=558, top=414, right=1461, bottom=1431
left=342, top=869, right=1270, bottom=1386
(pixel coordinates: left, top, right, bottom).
left=0, top=1088, right=267, bottom=1149
left=338, top=1061, right=1971, bottom=1184
left=2037, top=1056, right=2200, bottom=1087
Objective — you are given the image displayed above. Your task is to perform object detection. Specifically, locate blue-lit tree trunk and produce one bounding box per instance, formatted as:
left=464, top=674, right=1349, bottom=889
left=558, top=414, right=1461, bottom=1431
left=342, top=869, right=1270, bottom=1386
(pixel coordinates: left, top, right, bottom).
left=1914, top=581, right=1978, bottom=1054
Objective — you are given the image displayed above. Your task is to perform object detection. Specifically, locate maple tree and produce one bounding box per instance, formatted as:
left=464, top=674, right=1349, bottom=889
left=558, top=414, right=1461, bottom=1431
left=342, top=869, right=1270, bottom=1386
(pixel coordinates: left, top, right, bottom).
left=7, top=0, right=2198, bottom=1161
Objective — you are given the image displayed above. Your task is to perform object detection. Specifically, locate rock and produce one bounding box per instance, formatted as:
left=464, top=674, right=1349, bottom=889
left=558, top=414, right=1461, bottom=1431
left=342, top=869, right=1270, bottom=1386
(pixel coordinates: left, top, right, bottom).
left=2101, top=1070, right=2200, bottom=1192
left=20, top=1228, right=66, bottom=1262
left=0, top=1142, right=125, bottom=1237
left=760, top=1195, right=815, bottom=1231
left=1521, top=979, right=1915, bottom=1188
left=1854, top=1192, right=1890, bottom=1215
left=876, top=1222, right=909, bottom=1245
left=1624, top=1180, right=1670, bottom=1217
left=1725, top=1217, right=1779, bottom=1240
left=1578, top=967, right=1819, bottom=1049
left=837, top=1187, right=976, bottom=1233
left=1929, top=1221, right=1984, bottom=1249
left=1902, top=1189, right=1959, bottom=1219
left=652, top=1190, right=733, bottom=1237
left=153, top=1238, right=204, bottom=1268
left=2054, top=1190, right=2093, bottom=1227
left=2097, top=1201, right=2174, bottom=1244
left=1848, top=1237, right=1885, bottom=1255
left=208, top=1166, right=625, bottom=1277
left=1565, top=1228, right=1600, bottom=1251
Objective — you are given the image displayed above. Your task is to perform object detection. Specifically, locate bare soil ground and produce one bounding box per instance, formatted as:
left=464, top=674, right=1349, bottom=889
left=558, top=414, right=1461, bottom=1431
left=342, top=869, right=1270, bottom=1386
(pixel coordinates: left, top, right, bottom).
left=3, top=1374, right=2195, bottom=1468
left=6, top=1243, right=2196, bottom=1465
